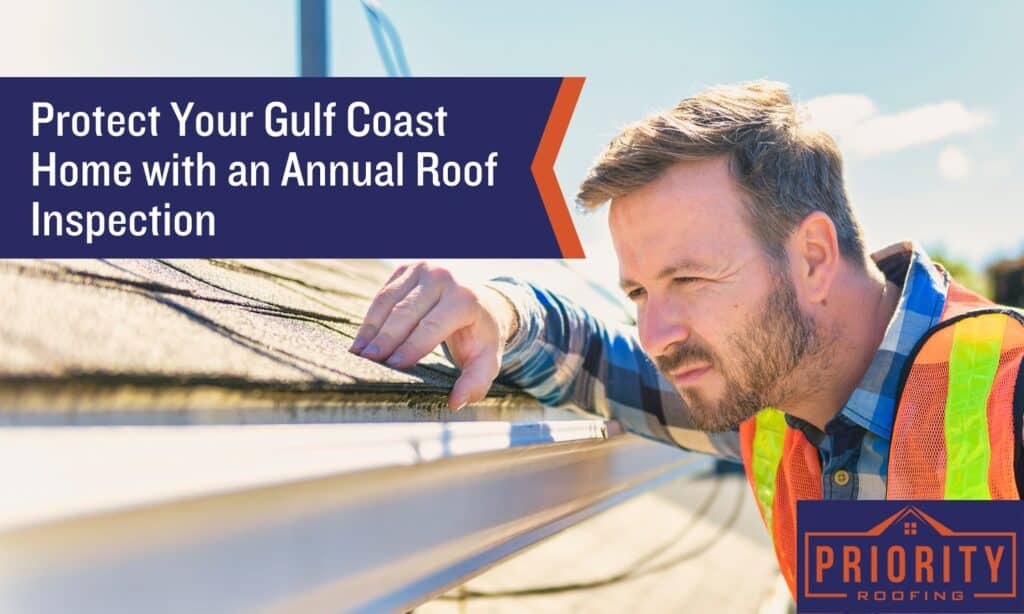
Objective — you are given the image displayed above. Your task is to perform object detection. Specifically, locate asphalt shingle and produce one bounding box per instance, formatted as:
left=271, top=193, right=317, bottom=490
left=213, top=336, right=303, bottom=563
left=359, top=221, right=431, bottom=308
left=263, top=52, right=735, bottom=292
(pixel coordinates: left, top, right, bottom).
left=0, top=259, right=534, bottom=423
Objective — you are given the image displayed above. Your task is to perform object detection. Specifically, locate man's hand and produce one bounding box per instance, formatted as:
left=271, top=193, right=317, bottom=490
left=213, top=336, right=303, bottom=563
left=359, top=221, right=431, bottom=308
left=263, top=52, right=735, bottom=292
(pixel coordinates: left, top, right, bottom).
left=349, top=262, right=518, bottom=410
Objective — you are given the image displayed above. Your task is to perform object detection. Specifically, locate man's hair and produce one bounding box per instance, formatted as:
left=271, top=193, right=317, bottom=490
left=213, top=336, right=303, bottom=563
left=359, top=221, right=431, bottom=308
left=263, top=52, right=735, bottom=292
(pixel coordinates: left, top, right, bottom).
left=577, top=80, right=867, bottom=264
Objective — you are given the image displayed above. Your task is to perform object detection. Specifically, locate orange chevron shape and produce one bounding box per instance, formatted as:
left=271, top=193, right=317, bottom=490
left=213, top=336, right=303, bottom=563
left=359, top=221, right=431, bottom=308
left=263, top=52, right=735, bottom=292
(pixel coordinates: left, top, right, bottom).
left=531, top=77, right=586, bottom=259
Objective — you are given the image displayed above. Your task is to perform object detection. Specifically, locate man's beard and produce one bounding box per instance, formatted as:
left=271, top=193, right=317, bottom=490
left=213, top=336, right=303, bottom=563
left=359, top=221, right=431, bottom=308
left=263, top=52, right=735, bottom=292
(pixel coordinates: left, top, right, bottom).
left=654, top=270, right=829, bottom=432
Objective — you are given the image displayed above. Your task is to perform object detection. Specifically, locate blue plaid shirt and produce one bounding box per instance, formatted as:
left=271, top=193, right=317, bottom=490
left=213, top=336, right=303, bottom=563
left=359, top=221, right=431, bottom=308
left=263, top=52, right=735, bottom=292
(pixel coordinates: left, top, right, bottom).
left=488, top=241, right=950, bottom=500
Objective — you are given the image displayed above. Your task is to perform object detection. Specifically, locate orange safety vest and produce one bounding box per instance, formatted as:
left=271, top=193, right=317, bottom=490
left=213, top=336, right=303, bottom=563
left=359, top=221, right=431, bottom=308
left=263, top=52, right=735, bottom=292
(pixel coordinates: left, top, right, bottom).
left=738, top=281, right=1024, bottom=599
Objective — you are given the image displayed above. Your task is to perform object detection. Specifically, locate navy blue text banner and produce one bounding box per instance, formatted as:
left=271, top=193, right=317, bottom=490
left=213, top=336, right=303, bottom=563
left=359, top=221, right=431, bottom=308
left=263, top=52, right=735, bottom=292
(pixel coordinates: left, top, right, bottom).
left=0, top=77, right=585, bottom=258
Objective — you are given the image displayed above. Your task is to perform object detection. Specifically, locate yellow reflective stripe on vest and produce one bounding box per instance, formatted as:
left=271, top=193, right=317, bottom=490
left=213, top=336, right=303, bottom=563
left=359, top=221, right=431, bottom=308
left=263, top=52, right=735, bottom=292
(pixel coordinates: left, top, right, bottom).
left=944, top=313, right=1006, bottom=499
left=751, top=408, right=786, bottom=532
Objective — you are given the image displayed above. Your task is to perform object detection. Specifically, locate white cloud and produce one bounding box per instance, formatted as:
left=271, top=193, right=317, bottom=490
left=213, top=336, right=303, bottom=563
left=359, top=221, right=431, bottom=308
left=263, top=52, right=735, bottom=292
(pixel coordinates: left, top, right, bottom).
left=937, top=145, right=970, bottom=180
left=802, top=94, right=877, bottom=135
left=801, top=96, right=991, bottom=158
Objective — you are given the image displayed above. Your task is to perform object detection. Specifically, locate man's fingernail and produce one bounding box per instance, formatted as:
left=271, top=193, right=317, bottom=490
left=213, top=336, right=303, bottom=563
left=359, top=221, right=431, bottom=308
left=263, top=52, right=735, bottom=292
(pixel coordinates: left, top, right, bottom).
left=349, top=336, right=368, bottom=353
left=362, top=344, right=381, bottom=359
left=386, top=353, right=404, bottom=367
left=449, top=396, right=467, bottom=411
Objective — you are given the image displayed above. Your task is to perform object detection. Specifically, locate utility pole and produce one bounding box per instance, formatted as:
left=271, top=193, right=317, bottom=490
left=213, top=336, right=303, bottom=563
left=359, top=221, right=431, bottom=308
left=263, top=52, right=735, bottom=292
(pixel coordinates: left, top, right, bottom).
left=299, top=0, right=329, bottom=77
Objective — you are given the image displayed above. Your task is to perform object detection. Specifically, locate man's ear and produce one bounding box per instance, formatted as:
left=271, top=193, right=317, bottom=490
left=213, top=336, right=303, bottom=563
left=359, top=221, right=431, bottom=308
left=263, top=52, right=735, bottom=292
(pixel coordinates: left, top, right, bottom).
left=787, top=211, right=839, bottom=305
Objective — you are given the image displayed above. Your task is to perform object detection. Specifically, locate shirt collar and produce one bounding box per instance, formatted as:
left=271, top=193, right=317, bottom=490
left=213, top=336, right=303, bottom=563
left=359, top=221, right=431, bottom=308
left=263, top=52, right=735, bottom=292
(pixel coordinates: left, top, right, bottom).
left=785, top=241, right=949, bottom=441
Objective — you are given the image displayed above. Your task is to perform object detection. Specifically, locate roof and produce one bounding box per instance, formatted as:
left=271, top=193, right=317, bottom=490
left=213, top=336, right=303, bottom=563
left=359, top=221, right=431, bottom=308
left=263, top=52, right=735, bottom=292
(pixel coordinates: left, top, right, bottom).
left=0, top=257, right=702, bottom=613
left=0, top=258, right=557, bottom=423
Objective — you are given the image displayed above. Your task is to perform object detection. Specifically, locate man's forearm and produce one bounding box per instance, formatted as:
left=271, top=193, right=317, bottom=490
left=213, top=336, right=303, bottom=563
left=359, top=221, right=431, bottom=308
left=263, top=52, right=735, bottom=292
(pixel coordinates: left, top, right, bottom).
left=482, top=277, right=743, bottom=461
left=477, top=284, right=520, bottom=347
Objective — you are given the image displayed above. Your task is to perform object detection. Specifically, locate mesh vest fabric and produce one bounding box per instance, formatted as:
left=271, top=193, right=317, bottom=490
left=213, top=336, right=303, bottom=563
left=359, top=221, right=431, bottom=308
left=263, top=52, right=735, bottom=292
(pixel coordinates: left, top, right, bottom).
left=738, top=282, right=1024, bottom=599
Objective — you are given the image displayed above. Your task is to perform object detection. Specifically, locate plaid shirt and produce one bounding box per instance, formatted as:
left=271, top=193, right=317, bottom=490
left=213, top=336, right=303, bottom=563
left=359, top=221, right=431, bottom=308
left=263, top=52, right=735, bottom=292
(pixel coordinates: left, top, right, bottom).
left=488, top=241, right=953, bottom=500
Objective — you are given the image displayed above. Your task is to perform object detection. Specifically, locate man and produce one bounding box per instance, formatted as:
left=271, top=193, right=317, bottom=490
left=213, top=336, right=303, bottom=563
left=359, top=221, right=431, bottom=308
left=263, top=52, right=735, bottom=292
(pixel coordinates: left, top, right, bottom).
left=349, top=81, right=1024, bottom=597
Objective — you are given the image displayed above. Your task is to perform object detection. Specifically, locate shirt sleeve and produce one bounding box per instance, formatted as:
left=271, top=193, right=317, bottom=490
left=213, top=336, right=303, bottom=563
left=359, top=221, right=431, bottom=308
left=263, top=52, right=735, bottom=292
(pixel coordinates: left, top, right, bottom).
left=483, top=276, right=742, bottom=463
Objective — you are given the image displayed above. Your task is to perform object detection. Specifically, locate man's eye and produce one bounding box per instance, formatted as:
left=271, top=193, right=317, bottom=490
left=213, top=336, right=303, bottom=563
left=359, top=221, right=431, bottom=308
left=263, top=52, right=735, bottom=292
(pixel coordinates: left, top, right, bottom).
left=626, top=288, right=646, bottom=301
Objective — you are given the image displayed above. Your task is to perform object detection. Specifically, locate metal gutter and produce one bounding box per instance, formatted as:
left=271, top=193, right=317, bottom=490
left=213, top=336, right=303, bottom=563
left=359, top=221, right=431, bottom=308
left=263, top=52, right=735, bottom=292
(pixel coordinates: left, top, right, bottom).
left=0, top=419, right=706, bottom=613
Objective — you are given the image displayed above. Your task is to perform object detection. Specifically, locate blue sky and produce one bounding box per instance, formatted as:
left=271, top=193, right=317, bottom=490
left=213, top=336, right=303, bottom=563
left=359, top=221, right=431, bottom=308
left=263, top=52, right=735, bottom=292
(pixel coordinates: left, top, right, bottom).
left=4, top=1, right=1022, bottom=283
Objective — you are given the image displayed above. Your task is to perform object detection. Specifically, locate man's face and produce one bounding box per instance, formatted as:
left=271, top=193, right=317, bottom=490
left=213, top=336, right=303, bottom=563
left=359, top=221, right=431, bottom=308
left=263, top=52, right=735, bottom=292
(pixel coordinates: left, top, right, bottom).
left=609, top=156, right=824, bottom=432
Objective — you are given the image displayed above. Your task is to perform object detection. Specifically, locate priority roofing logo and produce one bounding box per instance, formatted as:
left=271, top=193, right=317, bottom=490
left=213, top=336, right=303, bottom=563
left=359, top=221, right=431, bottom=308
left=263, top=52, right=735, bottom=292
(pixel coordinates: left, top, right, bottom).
left=797, top=501, right=1024, bottom=613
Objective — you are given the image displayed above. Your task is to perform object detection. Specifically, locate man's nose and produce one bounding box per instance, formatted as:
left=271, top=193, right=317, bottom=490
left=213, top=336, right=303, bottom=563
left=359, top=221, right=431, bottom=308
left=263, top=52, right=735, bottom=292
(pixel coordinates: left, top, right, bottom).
left=638, top=296, right=690, bottom=357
